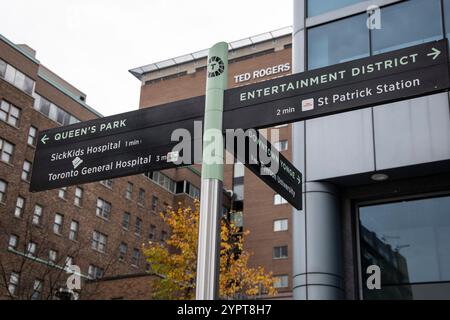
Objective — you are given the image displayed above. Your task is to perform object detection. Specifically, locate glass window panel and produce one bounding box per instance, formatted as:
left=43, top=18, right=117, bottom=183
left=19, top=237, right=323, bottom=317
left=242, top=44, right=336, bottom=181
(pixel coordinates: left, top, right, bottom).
left=231, top=211, right=244, bottom=228
left=23, top=76, right=34, bottom=95
left=372, top=0, right=443, bottom=55
left=5, top=65, right=15, bottom=83
left=233, top=183, right=244, bottom=201
left=307, top=0, right=366, bottom=17
left=39, top=97, right=51, bottom=116
left=233, top=162, right=244, bottom=178
left=8, top=235, right=18, bottom=250
left=13, top=71, right=25, bottom=90
left=364, top=282, right=450, bottom=300
left=308, top=13, right=369, bottom=70
left=28, top=126, right=37, bottom=146
left=69, top=116, right=79, bottom=125
left=1, top=101, right=9, bottom=112
left=443, top=0, right=450, bottom=53
left=274, top=275, right=289, bottom=288
left=0, top=59, right=6, bottom=78
left=359, top=195, right=450, bottom=289
left=49, top=104, right=58, bottom=121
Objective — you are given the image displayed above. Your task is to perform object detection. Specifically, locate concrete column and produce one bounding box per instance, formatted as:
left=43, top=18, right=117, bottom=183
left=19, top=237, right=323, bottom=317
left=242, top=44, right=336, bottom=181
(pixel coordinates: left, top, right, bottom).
left=291, top=0, right=344, bottom=300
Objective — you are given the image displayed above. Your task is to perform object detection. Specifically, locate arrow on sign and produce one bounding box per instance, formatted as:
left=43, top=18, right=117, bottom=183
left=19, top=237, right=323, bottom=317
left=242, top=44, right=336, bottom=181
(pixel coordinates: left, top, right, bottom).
left=297, top=175, right=301, bottom=185
left=427, top=47, right=441, bottom=60
left=41, top=134, right=49, bottom=145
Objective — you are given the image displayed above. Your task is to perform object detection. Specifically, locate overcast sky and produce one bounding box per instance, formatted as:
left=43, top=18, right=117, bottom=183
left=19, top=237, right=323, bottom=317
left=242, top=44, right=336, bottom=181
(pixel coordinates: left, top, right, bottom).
left=1, top=0, right=292, bottom=116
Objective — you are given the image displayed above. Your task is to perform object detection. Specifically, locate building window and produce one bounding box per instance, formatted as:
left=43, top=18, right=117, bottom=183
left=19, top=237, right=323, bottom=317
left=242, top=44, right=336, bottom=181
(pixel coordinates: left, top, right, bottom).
left=359, top=194, right=450, bottom=300
left=74, top=187, right=83, bottom=207
left=149, top=225, right=156, bottom=240
left=65, top=256, right=74, bottom=269
left=31, top=279, right=43, bottom=300
left=0, top=179, right=7, bottom=203
left=274, top=140, right=288, bottom=152
left=21, top=160, right=32, bottom=181
left=119, top=242, right=127, bottom=261
left=274, top=194, right=288, bottom=206
left=32, top=204, right=43, bottom=225
left=151, top=196, right=158, bottom=212
left=135, top=217, right=142, bottom=236
left=0, top=59, right=6, bottom=78
left=125, top=182, right=133, bottom=200
left=132, top=248, right=140, bottom=266
left=160, top=231, right=168, bottom=243
left=307, top=0, right=366, bottom=17
left=138, top=188, right=145, bottom=205
left=69, top=220, right=79, bottom=241
left=100, top=179, right=113, bottom=188
left=231, top=211, right=244, bottom=228
left=27, top=126, right=38, bottom=146
left=2, top=62, right=34, bottom=95
left=187, top=183, right=200, bottom=200
left=14, top=196, right=25, bottom=218
left=274, top=219, right=288, bottom=232
left=445, top=0, right=450, bottom=40
left=96, top=198, right=111, bottom=220
left=8, top=234, right=18, bottom=250
left=233, top=161, right=245, bottom=178
left=88, top=265, right=104, bottom=280
left=147, top=171, right=176, bottom=193
left=92, top=231, right=107, bottom=253
left=49, top=249, right=58, bottom=263
left=33, top=93, right=79, bottom=126
left=273, top=246, right=288, bottom=259
left=122, top=212, right=130, bottom=230
left=8, top=272, right=20, bottom=296
left=0, top=138, right=14, bottom=164
left=273, top=275, right=289, bottom=289
left=308, top=13, right=369, bottom=70
left=53, top=213, right=63, bottom=235
left=58, top=187, right=67, bottom=200
left=27, top=242, right=37, bottom=256
left=0, top=100, right=20, bottom=127
left=371, top=0, right=442, bottom=55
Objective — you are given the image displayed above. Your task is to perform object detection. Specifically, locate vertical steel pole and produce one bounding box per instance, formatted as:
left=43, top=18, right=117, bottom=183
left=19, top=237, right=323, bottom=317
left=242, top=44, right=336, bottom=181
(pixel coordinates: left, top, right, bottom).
left=196, top=42, right=228, bottom=300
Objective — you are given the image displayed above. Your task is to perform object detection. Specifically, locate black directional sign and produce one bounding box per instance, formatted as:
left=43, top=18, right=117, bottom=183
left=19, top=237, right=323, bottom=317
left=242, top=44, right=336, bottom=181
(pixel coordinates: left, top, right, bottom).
left=226, top=130, right=302, bottom=210
left=224, top=39, right=450, bottom=130
left=30, top=96, right=205, bottom=192
left=30, top=39, right=450, bottom=210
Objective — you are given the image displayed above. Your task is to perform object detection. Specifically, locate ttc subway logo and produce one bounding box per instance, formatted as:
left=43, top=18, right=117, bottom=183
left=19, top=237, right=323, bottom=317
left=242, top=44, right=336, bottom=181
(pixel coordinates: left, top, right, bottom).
left=208, top=56, right=225, bottom=78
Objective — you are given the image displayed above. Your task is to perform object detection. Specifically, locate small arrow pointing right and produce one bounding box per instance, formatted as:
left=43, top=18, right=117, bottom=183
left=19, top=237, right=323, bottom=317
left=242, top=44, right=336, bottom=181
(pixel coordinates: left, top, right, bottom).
left=41, top=134, right=49, bottom=145
left=297, top=175, right=301, bottom=185
left=427, top=47, right=441, bottom=60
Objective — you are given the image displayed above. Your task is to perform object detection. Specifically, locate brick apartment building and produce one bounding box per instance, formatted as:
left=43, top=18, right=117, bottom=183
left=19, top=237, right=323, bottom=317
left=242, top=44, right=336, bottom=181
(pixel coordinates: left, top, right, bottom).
left=0, top=26, right=294, bottom=300
left=130, top=27, right=294, bottom=298
left=0, top=33, right=204, bottom=300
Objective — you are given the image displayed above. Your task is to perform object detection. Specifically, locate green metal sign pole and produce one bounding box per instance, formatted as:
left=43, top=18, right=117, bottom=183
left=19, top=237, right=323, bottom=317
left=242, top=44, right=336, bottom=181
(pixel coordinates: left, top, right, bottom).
left=196, top=42, right=228, bottom=300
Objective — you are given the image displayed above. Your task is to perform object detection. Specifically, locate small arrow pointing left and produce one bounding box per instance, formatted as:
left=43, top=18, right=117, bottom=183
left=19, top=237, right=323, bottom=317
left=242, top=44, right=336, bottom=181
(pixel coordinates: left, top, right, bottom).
left=41, top=134, right=49, bottom=145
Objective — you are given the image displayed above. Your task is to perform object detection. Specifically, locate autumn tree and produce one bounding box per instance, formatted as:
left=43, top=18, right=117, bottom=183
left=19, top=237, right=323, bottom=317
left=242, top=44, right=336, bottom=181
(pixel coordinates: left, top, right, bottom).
left=142, top=202, right=277, bottom=300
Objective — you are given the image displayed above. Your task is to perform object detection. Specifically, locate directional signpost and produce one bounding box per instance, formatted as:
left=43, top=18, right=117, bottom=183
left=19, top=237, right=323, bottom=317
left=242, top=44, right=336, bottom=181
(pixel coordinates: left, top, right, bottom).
left=29, top=39, right=450, bottom=299
left=31, top=39, right=450, bottom=203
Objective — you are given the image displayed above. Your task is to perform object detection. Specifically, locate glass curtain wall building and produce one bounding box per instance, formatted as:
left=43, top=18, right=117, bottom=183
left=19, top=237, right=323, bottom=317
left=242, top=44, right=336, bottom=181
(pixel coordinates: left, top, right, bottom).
left=293, top=0, right=450, bottom=300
